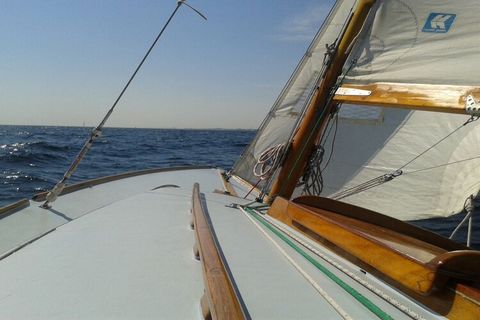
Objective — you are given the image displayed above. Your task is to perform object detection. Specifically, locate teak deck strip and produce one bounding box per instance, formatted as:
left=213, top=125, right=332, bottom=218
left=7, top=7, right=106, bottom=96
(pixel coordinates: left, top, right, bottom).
left=191, top=183, right=246, bottom=320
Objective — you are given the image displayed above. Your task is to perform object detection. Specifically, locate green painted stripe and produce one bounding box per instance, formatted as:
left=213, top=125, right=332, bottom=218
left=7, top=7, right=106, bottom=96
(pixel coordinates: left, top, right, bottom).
left=244, top=207, right=394, bottom=320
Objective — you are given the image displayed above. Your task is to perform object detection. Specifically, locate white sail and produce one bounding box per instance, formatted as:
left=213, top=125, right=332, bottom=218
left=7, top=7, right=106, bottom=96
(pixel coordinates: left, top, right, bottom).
left=320, top=106, right=480, bottom=220
left=319, top=0, right=480, bottom=220
left=232, top=0, right=357, bottom=187
left=344, top=0, right=479, bottom=86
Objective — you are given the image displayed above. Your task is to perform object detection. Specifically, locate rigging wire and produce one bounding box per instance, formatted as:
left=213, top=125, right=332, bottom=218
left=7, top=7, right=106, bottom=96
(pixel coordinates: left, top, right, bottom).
left=331, top=115, right=480, bottom=200
left=41, top=1, right=206, bottom=209
left=403, top=155, right=480, bottom=175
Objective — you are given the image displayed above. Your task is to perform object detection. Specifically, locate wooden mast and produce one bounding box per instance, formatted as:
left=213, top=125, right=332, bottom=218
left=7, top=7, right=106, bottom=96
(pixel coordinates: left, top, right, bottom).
left=268, top=0, right=376, bottom=201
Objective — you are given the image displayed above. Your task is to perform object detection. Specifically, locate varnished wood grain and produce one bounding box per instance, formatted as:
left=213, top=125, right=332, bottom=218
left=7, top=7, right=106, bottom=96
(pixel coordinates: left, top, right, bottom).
left=192, top=183, right=246, bottom=319
left=268, top=197, right=480, bottom=293
left=268, top=0, right=376, bottom=200
left=268, top=197, right=480, bottom=318
left=219, top=171, right=238, bottom=197
left=334, top=83, right=480, bottom=114
left=0, top=198, right=30, bottom=218
left=294, top=196, right=468, bottom=252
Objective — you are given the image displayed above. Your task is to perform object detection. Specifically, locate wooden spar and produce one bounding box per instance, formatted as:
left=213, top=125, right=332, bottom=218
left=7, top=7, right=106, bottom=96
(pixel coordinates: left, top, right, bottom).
left=334, top=83, right=480, bottom=114
left=191, top=183, right=246, bottom=320
left=267, top=0, right=376, bottom=202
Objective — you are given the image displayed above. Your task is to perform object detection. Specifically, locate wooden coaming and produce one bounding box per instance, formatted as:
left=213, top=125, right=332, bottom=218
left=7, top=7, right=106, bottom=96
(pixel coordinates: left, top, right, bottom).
left=191, top=183, right=246, bottom=320
left=334, top=83, right=480, bottom=115
left=268, top=196, right=480, bottom=318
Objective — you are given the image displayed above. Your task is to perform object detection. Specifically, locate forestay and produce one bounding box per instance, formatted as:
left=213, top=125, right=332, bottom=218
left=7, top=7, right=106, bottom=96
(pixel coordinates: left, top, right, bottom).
left=231, top=0, right=357, bottom=189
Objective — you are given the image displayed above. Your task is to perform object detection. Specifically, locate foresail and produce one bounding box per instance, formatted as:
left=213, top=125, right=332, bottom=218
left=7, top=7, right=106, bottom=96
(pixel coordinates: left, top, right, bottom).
left=312, top=0, right=480, bottom=220
left=335, top=0, right=480, bottom=114
left=318, top=106, right=480, bottom=220
left=231, top=0, right=357, bottom=189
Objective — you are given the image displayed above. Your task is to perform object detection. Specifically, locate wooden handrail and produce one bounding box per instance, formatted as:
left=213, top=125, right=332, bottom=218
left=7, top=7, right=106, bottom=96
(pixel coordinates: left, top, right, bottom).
left=191, top=183, right=247, bottom=319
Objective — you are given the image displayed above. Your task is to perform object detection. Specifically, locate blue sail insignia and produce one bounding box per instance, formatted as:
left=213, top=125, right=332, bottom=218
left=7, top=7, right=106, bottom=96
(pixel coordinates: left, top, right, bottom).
left=422, top=13, right=456, bottom=33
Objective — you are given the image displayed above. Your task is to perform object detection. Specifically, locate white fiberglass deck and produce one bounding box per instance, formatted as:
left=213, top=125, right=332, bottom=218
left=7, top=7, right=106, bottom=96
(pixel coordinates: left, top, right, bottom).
left=0, top=168, right=444, bottom=319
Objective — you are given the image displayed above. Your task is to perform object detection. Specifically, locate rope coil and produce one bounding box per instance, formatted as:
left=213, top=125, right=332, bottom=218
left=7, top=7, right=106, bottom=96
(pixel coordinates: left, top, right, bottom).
left=253, top=144, right=285, bottom=181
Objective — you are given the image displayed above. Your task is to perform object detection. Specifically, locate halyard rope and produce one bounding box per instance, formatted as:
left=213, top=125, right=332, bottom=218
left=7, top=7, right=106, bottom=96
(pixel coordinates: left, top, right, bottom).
left=241, top=206, right=395, bottom=320
left=259, top=211, right=425, bottom=320
left=240, top=207, right=353, bottom=320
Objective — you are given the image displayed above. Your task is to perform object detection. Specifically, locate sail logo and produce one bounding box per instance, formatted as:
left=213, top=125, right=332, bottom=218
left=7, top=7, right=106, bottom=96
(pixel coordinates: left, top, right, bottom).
left=422, top=13, right=456, bottom=33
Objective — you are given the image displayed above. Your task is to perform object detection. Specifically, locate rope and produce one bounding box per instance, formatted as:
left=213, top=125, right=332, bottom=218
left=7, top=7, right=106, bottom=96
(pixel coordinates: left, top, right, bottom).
left=301, top=111, right=339, bottom=195
left=246, top=144, right=285, bottom=199
left=253, top=144, right=285, bottom=180
left=301, top=146, right=325, bottom=195
left=397, top=116, right=479, bottom=172
left=242, top=207, right=394, bottom=320
left=280, top=58, right=357, bottom=197
left=240, top=207, right=353, bottom=320
left=331, top=115, right=480, bottom=200
left=261, top=213, right=425, bottom=320
left=331, top=170, right=402, bottom=201
left=403, top=155, right=480, bottom=175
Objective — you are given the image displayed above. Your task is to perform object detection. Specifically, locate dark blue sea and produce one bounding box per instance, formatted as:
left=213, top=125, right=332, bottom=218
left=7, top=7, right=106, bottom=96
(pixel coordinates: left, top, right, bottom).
left=1, top=125, right=478, bottom=249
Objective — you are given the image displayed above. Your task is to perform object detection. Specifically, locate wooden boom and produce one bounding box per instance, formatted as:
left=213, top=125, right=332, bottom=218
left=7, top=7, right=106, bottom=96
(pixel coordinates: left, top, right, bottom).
left=334, top=83, right=480, bottom=115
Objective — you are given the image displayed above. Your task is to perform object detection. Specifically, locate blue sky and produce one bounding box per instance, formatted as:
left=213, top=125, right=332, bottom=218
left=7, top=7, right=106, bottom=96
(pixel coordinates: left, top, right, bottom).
left=0, top=0, right=334, bottom=128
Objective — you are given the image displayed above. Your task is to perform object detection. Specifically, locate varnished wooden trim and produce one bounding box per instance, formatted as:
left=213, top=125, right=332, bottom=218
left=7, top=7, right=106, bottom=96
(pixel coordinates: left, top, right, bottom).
left=294, top=196, right=468, bottom=251
left=269, top=197, right=480, bottom=293
left=268, top=197, right=480, bottom=318
left=32, top=166, right=213, bottom=201
left=0, top=198, right=30, bottom=218
left=334, top=83, right=480, bottom=114
left=229, top=175, right=260, bottom=198
left=268, top=0, right=376, bottom=200
left=218, top=171, right=238, bottom=197
left=192, top=183, right=247, bottom=319
left=201, top=293, right=212, bottom=320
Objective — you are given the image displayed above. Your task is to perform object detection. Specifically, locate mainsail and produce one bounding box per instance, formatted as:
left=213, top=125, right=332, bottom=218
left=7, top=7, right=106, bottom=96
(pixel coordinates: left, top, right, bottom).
left=233, top=0, right=480, bottom=221
left=231, top=0, right=357, bottom=190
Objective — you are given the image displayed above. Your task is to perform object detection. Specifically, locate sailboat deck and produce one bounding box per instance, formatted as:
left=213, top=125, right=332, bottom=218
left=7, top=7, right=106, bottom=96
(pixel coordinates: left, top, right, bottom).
left=0, top=168, right=445, bottom=319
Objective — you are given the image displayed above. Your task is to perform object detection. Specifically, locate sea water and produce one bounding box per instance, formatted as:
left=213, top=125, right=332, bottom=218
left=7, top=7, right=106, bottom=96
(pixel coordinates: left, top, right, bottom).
left=1, top=125, right=478, bottom=249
